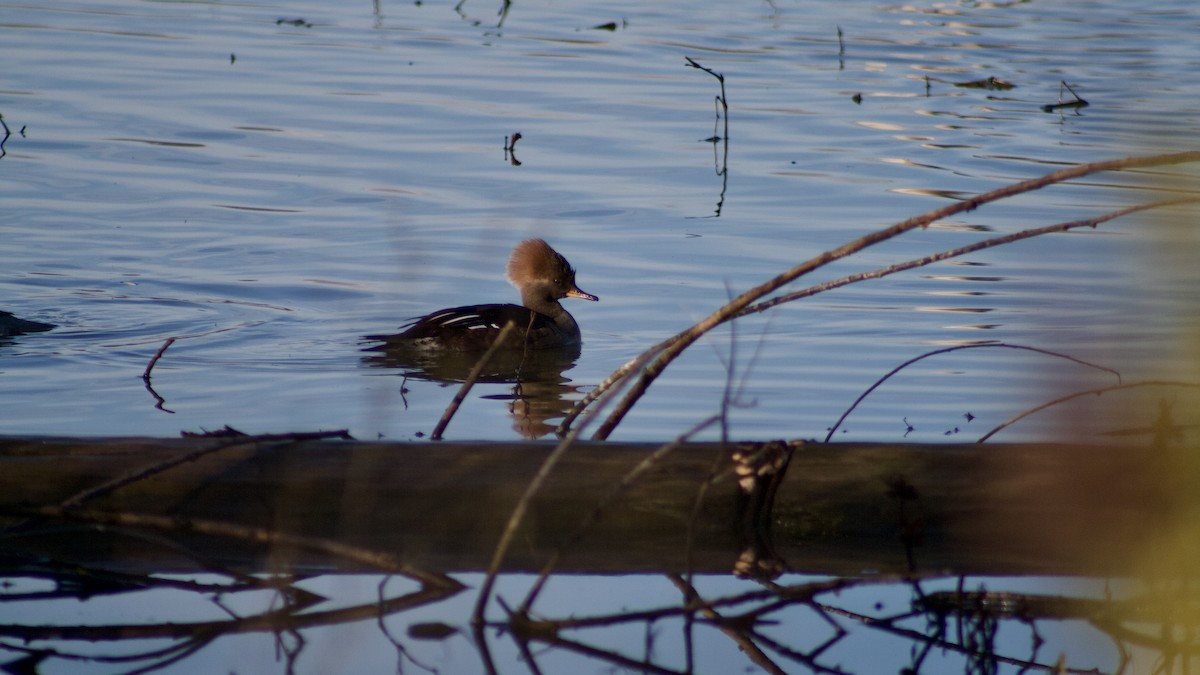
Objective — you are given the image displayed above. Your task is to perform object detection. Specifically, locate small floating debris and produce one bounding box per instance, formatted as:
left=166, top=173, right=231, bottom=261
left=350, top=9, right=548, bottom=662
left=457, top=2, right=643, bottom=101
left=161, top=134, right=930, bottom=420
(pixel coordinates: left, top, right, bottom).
left=276, top=17, right=313, bottom=28
left=592, top=19, right=627, bottom=31
left=504, top=131, right=522, bottom=166
left=1041, top=80, right=1089, bottom=112
left=955, top=76, right=1015, bottom=91
left=408, top=622, right=458, bottom=641
left=182, top=425, right=249, bottom=439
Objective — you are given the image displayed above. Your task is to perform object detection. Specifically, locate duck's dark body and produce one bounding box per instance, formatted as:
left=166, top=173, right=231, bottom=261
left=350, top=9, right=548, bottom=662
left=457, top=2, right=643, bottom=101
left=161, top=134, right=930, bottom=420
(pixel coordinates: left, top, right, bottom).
left=365, top=239, right=597, bottom=353
left=364, top=302, right=581, bottom=352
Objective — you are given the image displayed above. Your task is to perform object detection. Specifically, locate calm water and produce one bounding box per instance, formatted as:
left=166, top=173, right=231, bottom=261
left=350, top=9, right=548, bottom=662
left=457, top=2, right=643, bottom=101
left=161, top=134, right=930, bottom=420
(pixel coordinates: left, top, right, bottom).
left=2, top=0, right=1199, bottom=443
left=2, top=3, right=1200, bottom=671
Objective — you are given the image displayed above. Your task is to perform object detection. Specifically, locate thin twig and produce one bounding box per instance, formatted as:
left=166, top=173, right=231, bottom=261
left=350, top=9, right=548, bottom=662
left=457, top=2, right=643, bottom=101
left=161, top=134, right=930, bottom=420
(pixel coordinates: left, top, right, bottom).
left=55, top=430, right=351, bottom=511
left=523, top=632, right=686, bottom=675
left=471, top=621, right=501, bottom=675
left=665, top=574, right=788, bottom=675
left=1061, top=80, right=1086, bottom=103
left=142, top=337, right=176, bottom=381
left=517, top=414, right=722, bottom=615
left=562, top=196, right=1195, bottom=437
left=472, top=364, right=624, bottom=626
left=557, top=341, right=669, bottom=434
left=585, top=152, right=1200, bottom=440
left=143, top=382, right=174, bottom=413
left=719, top=283, right=737, bottom=445
left=685, top=56, right=728, bottom=142
left=0, top=113, right=11, bottom=159
left=472, top=426, right=582, bottom=625
left=979, top=380, right=1200, bottom=442
left=505, top=132, right=522, bottom=166
left=736, top=197, right=1198, bottom=319
left=501, top=576, right=875, bottom=633
left=823, top=343, right=1123, bottom=442
left=682, top=437, right=734, bottom=599
left=142, top=337, right=178, bottom=413
left=431, top=321, right=516, bottom=440
left=1042, top=80, right=1089, bottom=112
left=685, top=56, right=730, bottom=217
left=9, top=506, right=462, bottom=590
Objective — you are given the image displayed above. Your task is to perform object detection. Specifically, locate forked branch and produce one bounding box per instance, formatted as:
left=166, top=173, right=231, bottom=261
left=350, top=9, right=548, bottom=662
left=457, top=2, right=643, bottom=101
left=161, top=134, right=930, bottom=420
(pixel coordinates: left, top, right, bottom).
left=566, top=151, right=1200, bottom=440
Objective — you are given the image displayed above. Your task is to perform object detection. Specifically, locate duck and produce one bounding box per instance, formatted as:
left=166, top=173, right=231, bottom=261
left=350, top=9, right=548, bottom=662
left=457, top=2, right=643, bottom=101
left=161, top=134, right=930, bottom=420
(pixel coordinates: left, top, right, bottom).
left=365, top=239, right=597, bottom=352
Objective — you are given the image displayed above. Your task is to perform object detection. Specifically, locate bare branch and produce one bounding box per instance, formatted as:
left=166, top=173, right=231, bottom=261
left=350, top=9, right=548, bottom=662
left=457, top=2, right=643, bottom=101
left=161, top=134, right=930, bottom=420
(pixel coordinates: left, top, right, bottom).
left=824, top=343, right=1123, bottom=442
left=738, top=197, right=1199, bottom=319
left=584, top=152, right=1200, bottom=440
left=979, top=380, right=1200, bottom=442
left=11, top=506, right=462, bottom=590
left=431, top=321, right=517, bottom=440
left=142, top=337, right=176, bottom=380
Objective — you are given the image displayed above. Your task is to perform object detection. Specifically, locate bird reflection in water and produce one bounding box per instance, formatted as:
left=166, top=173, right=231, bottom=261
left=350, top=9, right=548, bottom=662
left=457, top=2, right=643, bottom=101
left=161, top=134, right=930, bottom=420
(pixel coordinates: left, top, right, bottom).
left=360, top=345, right=586, bottom=438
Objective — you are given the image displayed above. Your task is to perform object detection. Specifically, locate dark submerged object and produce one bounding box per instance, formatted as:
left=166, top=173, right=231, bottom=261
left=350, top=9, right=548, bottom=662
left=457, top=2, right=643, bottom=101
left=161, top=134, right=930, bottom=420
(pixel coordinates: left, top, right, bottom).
left=364, top=239, right=598, bottom=353
left=0, top=311, right=54, bottom=338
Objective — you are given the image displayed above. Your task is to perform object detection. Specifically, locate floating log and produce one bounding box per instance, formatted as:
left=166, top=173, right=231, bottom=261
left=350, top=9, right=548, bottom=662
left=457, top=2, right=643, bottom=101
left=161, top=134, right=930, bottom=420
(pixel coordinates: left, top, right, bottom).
left=1, top=436, right=1196, bottom=578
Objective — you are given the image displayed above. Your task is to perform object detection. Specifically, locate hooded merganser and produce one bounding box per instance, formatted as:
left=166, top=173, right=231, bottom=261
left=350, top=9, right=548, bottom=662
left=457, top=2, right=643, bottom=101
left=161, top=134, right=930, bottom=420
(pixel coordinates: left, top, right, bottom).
left=365, top=239, right=598, bottom=352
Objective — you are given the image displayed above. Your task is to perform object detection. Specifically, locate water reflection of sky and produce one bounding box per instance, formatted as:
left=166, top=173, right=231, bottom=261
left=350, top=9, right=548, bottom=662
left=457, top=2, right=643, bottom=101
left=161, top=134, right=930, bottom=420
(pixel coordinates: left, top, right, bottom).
left=0, top=570, right=1164, bottom=673
left=0, top=0, right=1197, bottom=444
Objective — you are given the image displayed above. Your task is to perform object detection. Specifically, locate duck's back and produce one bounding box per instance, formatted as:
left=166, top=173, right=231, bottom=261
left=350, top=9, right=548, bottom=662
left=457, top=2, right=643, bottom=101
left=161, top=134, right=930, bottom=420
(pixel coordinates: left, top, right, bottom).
left=365, top=303, right=578, bottom=352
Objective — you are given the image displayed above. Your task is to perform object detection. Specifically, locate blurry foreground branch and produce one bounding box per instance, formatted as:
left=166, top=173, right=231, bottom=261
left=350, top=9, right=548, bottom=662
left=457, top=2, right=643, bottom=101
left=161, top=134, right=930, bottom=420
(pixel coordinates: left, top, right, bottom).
left=559, top=151, right=1200, bottom=440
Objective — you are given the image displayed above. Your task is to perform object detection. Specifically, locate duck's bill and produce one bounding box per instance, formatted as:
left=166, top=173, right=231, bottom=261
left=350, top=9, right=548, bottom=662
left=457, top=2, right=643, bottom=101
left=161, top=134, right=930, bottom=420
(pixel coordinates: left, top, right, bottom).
left=567, top=287, right=599, bottom=302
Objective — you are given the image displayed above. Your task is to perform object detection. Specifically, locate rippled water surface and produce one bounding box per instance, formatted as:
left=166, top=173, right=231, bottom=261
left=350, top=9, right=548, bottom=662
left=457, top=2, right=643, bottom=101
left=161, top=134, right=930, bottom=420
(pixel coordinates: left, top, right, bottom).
left=3, top=0, right=1199, bottom=442
left=4, top=2, right=1200, bottom=674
